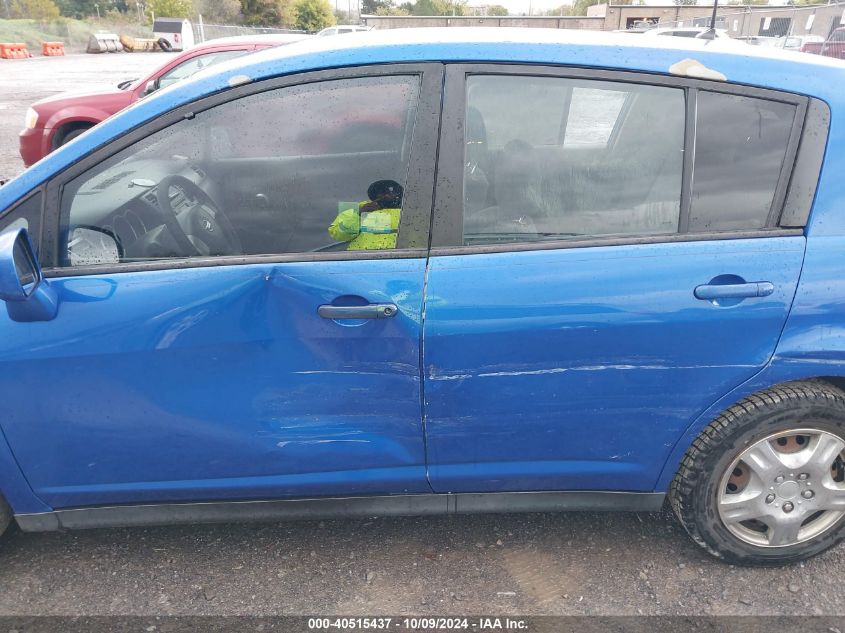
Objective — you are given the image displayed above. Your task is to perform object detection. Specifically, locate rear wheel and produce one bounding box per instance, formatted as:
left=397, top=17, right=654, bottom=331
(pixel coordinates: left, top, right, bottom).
left=670, top=381, right=845, bottom=565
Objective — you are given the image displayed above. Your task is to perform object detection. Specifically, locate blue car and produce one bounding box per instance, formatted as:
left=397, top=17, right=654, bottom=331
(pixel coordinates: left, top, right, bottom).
left=0, top=29, right=843, bottom=566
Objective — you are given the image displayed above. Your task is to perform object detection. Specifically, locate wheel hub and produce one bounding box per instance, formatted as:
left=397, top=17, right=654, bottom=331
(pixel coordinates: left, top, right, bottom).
left=718, top=429, right=845, bottom=548
left=777, top=480, right=800, bottom=500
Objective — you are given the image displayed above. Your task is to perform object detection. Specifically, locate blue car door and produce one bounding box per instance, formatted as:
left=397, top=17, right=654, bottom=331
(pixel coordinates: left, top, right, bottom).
left=422, top=66, right=807, bottom=493
left=0, top=65, right=442, bottom=509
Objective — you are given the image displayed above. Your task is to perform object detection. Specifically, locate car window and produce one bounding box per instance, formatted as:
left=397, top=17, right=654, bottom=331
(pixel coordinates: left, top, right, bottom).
left=689, top=92, right=796, bottom=232
left=58, top=75, right=421, bottom=267
left=462, top=75, right=798, bottom=246
left=157, top=50, right=251, bottom=90
left=462, top=74, right=685, bottom=244
left=0, top=191, right=42, bottom=256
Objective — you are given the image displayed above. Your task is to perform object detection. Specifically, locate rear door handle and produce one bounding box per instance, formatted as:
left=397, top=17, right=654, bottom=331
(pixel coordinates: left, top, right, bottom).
left=694, top=282, right=774, bottom=301
left=317, top=304, right=398, bottom=319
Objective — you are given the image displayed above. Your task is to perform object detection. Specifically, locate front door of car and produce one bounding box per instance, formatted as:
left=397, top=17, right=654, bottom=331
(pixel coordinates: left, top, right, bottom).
left=422, top=66, right=808, bottom=493
left=0, top=65, right=442, bottom=509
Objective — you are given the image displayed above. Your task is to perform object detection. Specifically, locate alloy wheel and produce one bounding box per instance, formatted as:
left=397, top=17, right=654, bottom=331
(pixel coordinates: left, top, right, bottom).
left=718, top=429, right=845, bottom=547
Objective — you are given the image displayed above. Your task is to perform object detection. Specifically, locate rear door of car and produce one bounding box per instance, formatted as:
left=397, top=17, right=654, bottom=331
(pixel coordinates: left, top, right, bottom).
left=422, top=64, right=815, bottom=494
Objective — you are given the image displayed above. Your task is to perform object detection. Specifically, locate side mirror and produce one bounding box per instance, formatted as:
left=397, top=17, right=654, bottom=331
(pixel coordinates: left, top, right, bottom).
left=142, top=80, right=158, bottom=97
left=0, top=228, right=58, bottom=322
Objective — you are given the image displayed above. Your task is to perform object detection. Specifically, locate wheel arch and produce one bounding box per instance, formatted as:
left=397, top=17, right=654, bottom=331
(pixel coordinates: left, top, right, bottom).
left=654, top=364, right=845, bottom=493
left=50, top=120, right=97, bottom=151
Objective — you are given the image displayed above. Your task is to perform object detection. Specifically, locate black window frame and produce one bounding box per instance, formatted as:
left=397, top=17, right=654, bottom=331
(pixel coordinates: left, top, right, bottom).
left=40, top=63, right=445, bottom=277
left=430, top=63, right=826, bottom=255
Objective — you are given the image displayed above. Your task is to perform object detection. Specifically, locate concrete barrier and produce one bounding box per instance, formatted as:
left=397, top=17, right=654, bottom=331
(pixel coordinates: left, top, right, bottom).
left=0, top=43, right=32, bottom=59
left=41, top=41, right=65, bottom=56
left=86, top=33, right=122, bottom=53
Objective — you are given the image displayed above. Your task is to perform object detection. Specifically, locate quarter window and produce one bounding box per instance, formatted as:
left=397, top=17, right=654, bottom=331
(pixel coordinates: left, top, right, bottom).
left=59, top=75, right=421, bottom=267
left=0, top=191, right=42, bottom=259
left=689, top=92, right=796, bottom=232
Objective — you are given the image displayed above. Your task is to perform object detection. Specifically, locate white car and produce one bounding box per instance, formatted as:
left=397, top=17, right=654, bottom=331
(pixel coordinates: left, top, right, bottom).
left=643, top=27, right=731, bottom=39
left=316, top=25, right=370, bottom=36
left=775, top=34, right=825, bottom=50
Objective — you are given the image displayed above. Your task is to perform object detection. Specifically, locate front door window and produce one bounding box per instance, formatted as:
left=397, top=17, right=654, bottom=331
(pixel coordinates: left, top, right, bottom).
left=59, top=75, right=422, bottom=267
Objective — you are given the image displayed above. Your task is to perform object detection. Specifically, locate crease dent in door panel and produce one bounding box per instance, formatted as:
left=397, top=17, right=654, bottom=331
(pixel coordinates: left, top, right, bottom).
left=428, top=363, right=760, bottom=381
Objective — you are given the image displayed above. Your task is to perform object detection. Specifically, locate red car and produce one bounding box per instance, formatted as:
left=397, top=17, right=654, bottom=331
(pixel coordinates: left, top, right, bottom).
left=19, top=34, right=308, bottom=167
left=801, top=27, right=845, bottom=59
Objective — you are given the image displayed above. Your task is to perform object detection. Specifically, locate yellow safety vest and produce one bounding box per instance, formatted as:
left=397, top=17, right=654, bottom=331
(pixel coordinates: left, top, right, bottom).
left=327, top=203, right=401, bottom=251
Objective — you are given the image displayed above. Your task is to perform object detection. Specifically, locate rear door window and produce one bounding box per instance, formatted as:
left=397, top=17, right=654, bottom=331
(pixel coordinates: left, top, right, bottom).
left=463, top=74, right=685, bottom=243
left=460, top=73, right=799, bottom=247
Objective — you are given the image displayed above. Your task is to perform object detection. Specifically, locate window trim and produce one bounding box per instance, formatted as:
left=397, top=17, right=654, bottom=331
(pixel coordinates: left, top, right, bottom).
left=430, top=63, right=813, bottom=253
left=42, top=63, right=445, bottom=277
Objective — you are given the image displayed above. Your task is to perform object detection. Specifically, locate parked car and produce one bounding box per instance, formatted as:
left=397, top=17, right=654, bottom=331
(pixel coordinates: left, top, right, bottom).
left=773, top=34, right=824, bottom=51
left=1, top=29, right=844, bottom=566
left=735, top=35, right=778, bottom=46
left=316, top=25, right=370, bottom=36
left=801, top=27, right=845, bottom=59
left=642, top=26, right=731, bottom=39
left=18, top=34, right=309, bottom=167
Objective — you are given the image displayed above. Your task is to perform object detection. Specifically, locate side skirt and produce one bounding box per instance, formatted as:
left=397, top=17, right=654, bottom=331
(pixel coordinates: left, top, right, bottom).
left=14, top=491, right=666, bottom=532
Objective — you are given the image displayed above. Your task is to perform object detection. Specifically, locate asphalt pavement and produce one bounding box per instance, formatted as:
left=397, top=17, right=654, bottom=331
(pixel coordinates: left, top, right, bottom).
left=0, top=52, right=177, bottom=182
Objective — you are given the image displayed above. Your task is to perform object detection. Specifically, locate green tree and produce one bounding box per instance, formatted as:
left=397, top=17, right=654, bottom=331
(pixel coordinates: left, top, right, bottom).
left=149, top=0, right=191, bottom=17
left=9, top=0, right=61, bottom=19
left=193, top=0, right=242, bottom=21
left=293, top=0, right=334, bottom=31
left=409, top=0, right=465, bottom=15
left=55, top=0, right=98, bottom=17
left=362, top=0, right=391, bottom=13
left=487, top=3, right=507, bottom=15
left=672, top=0, right=697, bottom=5
left=570, top=0, right=601, bottom=15
left=374, top=3, right=407, bottom=14
left=241, top=0, right=294, bottom=25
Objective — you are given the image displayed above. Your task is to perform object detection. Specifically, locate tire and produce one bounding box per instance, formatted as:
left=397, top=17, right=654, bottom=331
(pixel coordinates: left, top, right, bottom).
left=669, top=380, right=845, bottom=566
left=157, top=37, right=173, bottom=52
left=58, top=126, right=90, bottom=148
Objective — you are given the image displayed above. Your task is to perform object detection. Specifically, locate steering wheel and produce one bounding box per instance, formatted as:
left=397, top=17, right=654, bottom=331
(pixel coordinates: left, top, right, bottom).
left=155, top=175, right=242, bottom=257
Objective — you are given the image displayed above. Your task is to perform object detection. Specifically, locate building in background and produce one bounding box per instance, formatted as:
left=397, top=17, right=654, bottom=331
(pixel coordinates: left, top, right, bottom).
left=363, top=2, right=845, bottom=39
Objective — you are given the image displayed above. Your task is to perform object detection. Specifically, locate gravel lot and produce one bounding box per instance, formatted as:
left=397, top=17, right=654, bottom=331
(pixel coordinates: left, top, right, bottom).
left=0, top=52, right=177, bottom=182
left=1, top=53, right=845, bottom=620
left=1, top=509, right=845, bottom=616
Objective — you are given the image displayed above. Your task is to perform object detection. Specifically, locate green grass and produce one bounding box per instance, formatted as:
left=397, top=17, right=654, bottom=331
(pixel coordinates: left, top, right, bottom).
left=0, top=18, right=152, bottom=54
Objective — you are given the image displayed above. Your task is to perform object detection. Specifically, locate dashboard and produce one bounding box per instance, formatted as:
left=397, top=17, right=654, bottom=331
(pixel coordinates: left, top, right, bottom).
left=65, top=158, right=215, bottom=266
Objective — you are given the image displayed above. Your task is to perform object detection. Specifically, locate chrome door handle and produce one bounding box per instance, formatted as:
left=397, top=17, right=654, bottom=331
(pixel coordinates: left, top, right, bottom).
left=317, top=304, right=398, bottom=319
left=694, top=282, right=774, bottom=301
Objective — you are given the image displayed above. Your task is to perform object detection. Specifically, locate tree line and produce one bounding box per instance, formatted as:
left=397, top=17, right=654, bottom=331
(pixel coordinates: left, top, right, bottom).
left=2, top=0, right=339, bottom=32
left=4, top=0, right=837, bottom=30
